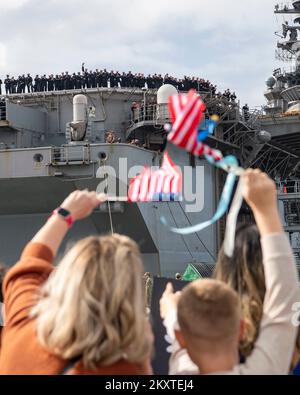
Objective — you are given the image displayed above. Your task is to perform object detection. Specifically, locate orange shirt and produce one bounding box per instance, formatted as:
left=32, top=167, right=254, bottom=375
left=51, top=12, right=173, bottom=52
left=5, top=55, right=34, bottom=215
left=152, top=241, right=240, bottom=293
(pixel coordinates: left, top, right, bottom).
left=0, top=242, right=150, bottom=375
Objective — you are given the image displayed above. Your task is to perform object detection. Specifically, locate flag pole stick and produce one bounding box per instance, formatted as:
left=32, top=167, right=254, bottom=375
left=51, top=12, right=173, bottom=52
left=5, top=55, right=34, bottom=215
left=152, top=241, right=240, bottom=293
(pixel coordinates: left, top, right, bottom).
left=106, top=196, right=129, bottom=202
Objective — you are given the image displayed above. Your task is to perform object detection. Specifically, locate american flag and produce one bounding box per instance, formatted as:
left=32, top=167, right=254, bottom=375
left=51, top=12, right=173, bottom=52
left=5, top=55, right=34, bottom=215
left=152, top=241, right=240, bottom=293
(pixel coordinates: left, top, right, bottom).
left=167, top=89, right=223, bottom=161
left=128, top=152, right=182, bottom=202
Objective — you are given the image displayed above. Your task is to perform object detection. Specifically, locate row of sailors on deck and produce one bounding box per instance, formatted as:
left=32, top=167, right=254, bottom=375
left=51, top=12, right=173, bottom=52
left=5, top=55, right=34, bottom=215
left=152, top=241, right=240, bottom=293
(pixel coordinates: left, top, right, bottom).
left=0, top=67, right=218, bottom=95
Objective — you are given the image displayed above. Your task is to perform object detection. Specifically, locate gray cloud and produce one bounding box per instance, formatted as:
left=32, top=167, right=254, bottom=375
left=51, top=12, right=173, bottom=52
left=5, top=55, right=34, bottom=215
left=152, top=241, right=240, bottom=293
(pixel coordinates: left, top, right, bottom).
left=0, top=0, right=285, bottom=106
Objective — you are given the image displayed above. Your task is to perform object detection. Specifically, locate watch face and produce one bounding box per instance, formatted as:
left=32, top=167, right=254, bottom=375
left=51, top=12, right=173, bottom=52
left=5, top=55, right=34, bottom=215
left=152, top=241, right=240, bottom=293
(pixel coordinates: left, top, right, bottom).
left=58, top=208, right=70, bottom=218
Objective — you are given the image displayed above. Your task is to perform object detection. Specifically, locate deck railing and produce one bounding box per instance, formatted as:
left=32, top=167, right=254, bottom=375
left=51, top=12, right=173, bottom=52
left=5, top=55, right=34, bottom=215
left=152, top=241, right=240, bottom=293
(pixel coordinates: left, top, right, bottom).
left=51, top=145, right=91, bottom=164
left=277, top=180, right=300, bottom=194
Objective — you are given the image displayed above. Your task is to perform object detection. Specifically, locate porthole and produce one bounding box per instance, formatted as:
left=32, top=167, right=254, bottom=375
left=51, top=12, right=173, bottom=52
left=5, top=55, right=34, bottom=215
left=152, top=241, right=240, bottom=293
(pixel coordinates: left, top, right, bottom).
left=34, top=154, right=44, bottom=163
left=98, top=152, right=107, bottom=160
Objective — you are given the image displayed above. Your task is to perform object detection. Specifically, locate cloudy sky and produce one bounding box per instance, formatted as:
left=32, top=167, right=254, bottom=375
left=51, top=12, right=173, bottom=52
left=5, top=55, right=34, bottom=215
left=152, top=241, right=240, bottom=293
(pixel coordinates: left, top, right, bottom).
left=0, top=0, right=289, bottom=106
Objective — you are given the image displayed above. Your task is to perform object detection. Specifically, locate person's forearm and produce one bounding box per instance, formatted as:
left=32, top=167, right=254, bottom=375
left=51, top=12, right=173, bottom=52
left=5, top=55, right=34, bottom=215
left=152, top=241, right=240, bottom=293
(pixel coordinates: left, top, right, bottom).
left=32, top=215, right=69, bottom=256
left=253, top=206, right=283, bottom=237
left=30, top=191, right=105, bottom=256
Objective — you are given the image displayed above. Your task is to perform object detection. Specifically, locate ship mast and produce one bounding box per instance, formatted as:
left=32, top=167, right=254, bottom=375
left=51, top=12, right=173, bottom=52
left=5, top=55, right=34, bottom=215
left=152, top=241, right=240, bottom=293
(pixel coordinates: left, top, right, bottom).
left=275, top=1, right=300, bottom=68
left=264, top=2, right=300, bottom=113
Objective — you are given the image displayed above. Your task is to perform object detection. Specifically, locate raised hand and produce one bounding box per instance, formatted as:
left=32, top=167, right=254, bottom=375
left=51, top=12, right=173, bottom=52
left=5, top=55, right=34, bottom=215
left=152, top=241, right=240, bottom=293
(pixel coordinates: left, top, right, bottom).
left=242, top=169, right=277, bottom=214
left=61, top=191, right=107, bottom=221
left=160, top=283, right=181, bottom=320
left=242, top=169, right=282, bottom=236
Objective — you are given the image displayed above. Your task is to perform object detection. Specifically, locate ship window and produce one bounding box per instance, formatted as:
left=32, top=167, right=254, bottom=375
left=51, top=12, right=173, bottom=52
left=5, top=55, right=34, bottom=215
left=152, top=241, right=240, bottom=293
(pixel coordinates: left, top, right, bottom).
left=98, top=152, right=107, bottom=161
left=34, top=154, right=44, bottom=163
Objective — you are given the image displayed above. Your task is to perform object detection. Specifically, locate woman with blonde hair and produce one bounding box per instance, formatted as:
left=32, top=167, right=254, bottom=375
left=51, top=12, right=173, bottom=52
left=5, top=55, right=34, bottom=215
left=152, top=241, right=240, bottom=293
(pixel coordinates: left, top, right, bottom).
left=0, top=191, right=153, bottom=375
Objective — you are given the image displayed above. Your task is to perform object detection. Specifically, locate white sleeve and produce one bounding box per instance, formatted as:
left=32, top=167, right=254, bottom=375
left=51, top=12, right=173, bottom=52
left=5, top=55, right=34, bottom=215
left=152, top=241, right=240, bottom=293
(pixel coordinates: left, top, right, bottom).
left=237, top=233, right=300, bottom=375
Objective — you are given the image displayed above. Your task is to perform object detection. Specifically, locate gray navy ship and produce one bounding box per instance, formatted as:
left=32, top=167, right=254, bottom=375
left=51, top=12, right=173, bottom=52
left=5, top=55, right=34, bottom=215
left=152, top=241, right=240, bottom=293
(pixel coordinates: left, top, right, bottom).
left=259, top=0, right=300, bottom=273
left=0, top=2, right=300, bottom=276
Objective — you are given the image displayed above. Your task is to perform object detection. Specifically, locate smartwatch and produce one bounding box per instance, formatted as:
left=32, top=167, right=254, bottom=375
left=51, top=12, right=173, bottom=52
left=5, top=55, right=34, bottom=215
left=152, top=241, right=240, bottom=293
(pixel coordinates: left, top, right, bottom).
left=51, top=207, right=74, bottom=228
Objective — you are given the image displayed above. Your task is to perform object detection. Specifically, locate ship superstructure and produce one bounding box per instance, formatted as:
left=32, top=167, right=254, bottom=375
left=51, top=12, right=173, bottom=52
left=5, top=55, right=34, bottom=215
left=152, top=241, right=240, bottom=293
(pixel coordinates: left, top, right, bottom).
left=0, top=86, right=223, bottom=275
left=0, top=80, right=291, bottom=276
left=255, top=1, right=300, bottom=270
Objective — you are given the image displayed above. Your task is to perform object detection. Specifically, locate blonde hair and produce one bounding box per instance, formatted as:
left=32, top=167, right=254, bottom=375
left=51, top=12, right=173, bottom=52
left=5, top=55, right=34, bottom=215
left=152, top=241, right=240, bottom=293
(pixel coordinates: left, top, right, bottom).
left=31, top=234, right=150, bottom=370
left=178, top=279, right=241, bottom=352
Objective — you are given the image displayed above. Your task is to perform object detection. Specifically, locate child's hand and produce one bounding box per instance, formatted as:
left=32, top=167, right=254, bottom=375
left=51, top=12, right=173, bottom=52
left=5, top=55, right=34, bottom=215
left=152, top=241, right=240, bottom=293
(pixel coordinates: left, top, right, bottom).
left=160, top=283, right=181, bottom=320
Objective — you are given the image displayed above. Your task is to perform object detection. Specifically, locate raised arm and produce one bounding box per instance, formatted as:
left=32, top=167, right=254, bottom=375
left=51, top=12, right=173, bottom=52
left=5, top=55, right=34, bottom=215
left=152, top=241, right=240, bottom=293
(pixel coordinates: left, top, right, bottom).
left=162, top=170, right=300, bottom=375
left=242, top=169, right=282, bottom=236
left=239, top=170, right=299, bottom=374
left=2, top=191, right=107, bottom=329
left=32, top=191, right=107, bottom=256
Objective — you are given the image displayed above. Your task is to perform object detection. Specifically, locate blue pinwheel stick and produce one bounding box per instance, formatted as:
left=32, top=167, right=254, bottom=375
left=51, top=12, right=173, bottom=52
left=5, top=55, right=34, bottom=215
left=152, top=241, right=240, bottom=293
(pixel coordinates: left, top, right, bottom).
left=164, top=115, right=220, bottom=142
left=198, top=115, right=220, bottom=142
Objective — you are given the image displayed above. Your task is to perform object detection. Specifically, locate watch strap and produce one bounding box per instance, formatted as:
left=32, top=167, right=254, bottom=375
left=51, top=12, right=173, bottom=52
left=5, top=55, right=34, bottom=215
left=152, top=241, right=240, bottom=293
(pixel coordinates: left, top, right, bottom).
left=51, top=207, right=74, bottom=228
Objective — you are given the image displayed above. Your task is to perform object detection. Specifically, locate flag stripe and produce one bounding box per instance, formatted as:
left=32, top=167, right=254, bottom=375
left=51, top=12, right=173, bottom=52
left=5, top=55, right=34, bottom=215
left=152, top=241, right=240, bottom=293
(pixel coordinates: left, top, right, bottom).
left=167, top=89, right=223, bottom=163
left=139, top=168, right=151, bottom=201
left=128, top=153, right=182, bottom=202
left=169, top=94, right=200, bottom=145
left=176, top=100, right=203, bottom=149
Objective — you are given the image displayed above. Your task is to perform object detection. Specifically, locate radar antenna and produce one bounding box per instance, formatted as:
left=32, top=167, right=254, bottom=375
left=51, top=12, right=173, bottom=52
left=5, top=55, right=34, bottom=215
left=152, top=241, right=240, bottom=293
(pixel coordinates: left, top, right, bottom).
left=274, top=2, right=300, bottom=68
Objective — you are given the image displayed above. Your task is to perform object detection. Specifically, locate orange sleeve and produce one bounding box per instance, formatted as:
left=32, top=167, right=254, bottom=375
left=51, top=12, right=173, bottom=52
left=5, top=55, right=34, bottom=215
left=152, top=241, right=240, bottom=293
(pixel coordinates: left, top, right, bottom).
left=2, top=242, right=54, bottom=329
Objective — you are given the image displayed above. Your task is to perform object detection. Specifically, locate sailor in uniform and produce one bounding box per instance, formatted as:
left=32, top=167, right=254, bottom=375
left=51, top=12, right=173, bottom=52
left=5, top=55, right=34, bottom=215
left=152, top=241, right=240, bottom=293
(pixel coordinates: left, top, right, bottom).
left=76, top=72, right=83, bottom=90
left=25, top=74, right=33, bottom=93
left=18, top=75, right=26, bottom=93
left=10, top=77, right=17, bottom=94
left=48, top=75, right=54, bottom=92
left=243, top=104, right=250, bottom=121
left=64, top=72, right=71, bottom=90
left=102, top=69, right=108, bottom=88
left=4, top=75, right=11, bottom=95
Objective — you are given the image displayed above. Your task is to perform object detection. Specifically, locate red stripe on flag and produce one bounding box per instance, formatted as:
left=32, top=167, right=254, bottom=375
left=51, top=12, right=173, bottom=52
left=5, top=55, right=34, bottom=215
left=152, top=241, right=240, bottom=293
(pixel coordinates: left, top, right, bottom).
left=168, top=91, right=206, bottom=151
left=128, top=153, right=182, bottom=202
left=169, top=93, right=200, bottom=144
